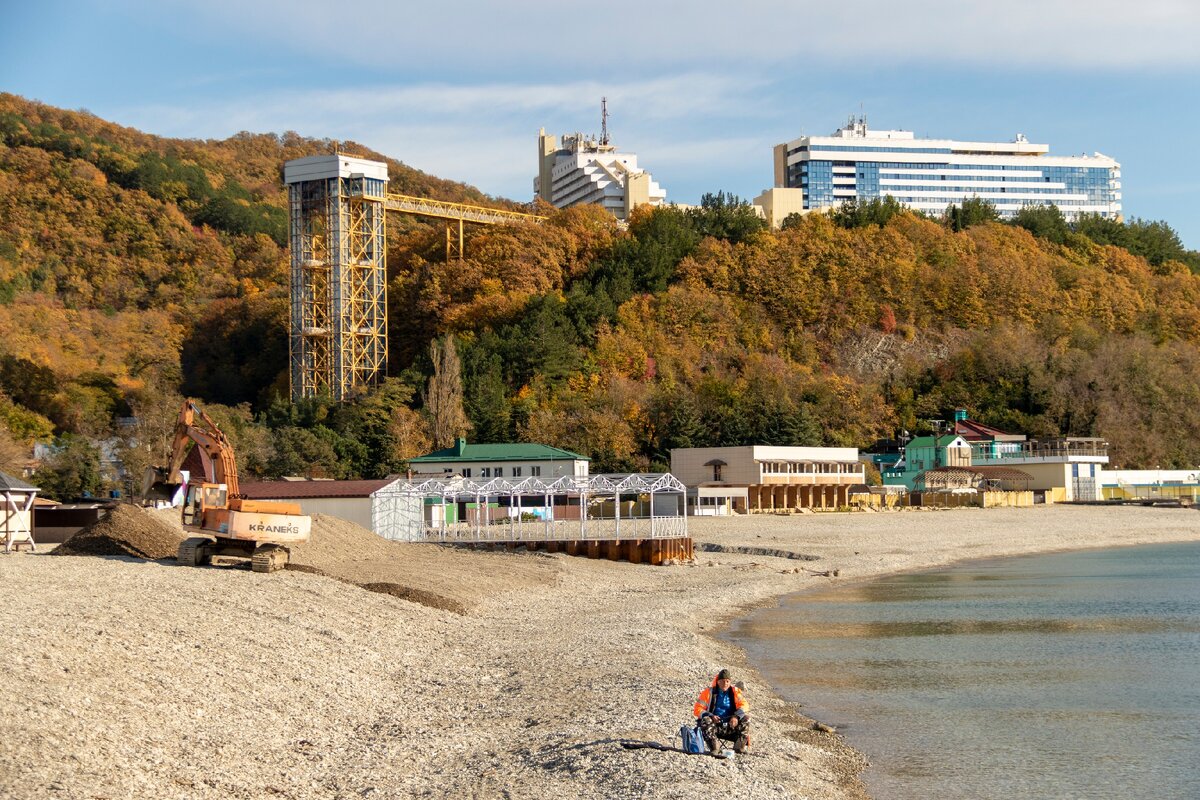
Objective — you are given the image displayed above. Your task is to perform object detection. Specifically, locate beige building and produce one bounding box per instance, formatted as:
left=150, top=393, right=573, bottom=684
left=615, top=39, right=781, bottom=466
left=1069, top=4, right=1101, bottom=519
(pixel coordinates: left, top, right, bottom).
left=670, top=445, right=865, bottom=514
left=752, top=187, right=807, bottom=229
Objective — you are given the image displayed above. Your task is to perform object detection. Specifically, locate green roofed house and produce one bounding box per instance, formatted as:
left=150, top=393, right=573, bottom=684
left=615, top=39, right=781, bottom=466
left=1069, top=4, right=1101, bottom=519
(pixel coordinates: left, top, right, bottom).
left=881, top=434, right=972, bottom=491
left=407, top=438, right=589, bottom=481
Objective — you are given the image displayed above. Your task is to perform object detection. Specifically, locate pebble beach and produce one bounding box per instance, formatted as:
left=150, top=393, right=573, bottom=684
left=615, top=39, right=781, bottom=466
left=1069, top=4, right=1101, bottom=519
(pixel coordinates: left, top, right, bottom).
left=2, top=504, right=1198, bottom=799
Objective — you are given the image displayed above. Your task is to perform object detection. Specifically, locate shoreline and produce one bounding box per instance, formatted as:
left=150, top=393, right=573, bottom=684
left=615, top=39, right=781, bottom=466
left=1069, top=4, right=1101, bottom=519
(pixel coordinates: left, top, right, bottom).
left=716, top=522, right=1200, bottom=799
left=2, top=505, right=1198, bottom=799
left=692, top=504, right=1200, bottom=798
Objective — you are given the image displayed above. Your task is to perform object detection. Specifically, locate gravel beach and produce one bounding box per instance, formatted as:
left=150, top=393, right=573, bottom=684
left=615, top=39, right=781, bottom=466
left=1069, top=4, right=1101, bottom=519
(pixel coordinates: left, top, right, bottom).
left=2, top=504, right=1197, bottom=799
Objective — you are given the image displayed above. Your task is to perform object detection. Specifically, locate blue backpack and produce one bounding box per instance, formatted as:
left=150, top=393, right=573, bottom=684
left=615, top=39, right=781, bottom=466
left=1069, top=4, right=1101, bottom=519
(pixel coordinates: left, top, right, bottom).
left=679, top=723, right=707, bottom=754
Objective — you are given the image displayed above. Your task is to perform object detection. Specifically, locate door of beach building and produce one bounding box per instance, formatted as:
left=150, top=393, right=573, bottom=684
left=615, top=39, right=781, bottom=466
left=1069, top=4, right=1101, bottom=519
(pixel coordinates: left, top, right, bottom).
left=1071, top=463, right=1097, bottom=502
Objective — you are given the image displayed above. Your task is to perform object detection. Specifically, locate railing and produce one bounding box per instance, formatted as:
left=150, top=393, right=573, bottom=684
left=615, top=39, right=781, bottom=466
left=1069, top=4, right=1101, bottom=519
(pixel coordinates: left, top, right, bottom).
left=418, top=514, right=688, bottom=544
left=971, top=443, right=1108, bottom=461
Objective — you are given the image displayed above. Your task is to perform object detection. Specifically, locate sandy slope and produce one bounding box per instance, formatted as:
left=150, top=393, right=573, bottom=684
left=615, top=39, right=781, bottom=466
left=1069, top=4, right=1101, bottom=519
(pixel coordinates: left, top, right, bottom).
left=2, top=505, right=1197, bottom=799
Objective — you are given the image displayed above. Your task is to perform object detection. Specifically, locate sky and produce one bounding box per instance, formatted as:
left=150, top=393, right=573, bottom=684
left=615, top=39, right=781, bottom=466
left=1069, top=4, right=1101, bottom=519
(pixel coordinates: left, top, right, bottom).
left=3, top=0, right=1199, bottom=247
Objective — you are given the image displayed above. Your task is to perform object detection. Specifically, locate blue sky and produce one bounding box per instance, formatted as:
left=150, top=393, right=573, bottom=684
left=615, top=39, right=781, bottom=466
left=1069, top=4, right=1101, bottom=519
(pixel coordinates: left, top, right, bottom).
left=3, top=0, right=1199, bottom=246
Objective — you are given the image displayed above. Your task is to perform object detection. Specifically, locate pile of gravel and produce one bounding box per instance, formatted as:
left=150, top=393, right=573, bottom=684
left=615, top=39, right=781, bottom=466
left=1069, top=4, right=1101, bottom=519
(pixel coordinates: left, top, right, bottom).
left=54, top=504, right=185, bottom=560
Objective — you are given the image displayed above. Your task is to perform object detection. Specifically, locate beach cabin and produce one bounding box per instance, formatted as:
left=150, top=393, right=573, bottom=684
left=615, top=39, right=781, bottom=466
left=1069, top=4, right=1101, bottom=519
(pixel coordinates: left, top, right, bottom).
left=670, top=445, right=864, bottom=514
left=1, top=471, right=39, bottom=553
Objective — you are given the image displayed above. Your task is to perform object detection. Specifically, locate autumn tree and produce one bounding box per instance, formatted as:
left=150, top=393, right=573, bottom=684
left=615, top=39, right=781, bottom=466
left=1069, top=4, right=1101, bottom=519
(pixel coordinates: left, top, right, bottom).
left=425, top=336, right=471, bottom=449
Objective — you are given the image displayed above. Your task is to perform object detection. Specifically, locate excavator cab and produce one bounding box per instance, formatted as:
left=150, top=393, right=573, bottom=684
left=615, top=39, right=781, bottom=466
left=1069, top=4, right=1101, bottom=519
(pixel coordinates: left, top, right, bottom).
left=181, top=483, right=227, bottom=531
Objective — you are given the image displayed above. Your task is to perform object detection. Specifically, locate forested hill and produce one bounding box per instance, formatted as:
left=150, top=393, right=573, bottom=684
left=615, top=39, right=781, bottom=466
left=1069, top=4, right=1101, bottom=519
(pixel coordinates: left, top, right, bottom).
left=2, top=94, right=1199, bottom=498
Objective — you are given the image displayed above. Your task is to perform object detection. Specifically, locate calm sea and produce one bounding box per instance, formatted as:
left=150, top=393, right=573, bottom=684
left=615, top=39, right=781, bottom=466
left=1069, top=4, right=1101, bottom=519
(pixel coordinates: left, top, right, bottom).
left=728, top=541, right=1200, bottom=799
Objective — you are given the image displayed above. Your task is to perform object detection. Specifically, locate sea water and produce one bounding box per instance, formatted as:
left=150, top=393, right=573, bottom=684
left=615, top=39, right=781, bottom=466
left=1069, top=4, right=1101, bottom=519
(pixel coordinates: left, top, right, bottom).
left=728, top=541, right=1200, bottom=799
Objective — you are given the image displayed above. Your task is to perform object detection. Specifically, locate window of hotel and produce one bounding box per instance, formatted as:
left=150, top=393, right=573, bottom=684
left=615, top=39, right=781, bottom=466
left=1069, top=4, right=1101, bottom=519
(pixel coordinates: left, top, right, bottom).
left=531, top=466, right=542, bottom=476
left=462, top=468, right=472, bottom=478
left=481, top=467, right=491, bottom=478
left=513, top=466, right=522, bottom=477
left=495, top=467, right=503, bottom=477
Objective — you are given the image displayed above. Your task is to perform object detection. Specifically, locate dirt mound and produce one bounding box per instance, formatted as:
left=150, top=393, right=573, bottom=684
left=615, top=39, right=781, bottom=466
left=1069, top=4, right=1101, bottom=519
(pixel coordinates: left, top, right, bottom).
left=54, top=504, right=186, bottom=560
left=286, top=514, right=562, bottom=613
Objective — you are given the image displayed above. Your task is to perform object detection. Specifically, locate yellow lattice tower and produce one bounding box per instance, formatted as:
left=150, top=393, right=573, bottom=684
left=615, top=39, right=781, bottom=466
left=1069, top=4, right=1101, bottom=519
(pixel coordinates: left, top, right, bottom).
left=285, top=155, right=543, bottom=402
left=285, top=155, right=388, bottom=402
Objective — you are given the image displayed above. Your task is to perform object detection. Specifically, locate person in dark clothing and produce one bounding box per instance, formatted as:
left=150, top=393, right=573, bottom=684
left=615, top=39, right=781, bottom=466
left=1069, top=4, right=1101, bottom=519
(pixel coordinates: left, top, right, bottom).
left=692, top=668, right=751, bottom=752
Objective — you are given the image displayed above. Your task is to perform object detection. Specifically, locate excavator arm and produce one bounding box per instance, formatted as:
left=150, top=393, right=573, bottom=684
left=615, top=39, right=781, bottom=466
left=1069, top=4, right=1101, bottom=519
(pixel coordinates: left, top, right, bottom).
left=162, top=401, right=240, bottom=497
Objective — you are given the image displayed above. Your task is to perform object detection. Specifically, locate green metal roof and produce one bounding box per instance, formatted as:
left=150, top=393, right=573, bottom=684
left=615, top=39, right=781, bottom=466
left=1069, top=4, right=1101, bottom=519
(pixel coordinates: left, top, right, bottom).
left=409, top=439, right=589, bottom=463
left=905, top=434, right=964, bottom=449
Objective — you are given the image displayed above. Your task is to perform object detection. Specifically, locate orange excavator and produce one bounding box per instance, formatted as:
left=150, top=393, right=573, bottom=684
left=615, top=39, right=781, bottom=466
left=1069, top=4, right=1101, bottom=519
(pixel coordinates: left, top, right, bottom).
left=148, top=400, right=311, bottom=573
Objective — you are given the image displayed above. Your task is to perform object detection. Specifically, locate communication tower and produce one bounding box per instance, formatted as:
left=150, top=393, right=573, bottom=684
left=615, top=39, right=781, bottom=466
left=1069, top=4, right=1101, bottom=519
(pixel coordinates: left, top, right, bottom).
left=283, top=155, right=389, bottom=402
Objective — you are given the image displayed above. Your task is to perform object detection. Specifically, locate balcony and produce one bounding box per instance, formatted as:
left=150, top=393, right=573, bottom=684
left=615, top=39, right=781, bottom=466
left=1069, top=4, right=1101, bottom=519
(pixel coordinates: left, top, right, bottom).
left=971, top=440, right=1108, bottom=464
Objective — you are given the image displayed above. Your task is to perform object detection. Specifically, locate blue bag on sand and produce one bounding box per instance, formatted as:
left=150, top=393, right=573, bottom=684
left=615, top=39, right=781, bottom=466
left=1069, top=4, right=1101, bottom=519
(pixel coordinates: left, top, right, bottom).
left=679, top=724, right=707, bottom=754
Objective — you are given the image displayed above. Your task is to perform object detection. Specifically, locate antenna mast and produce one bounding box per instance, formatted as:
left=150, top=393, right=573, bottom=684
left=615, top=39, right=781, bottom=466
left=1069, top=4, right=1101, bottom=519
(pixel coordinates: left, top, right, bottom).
left=600, top=97, right=610, bottom=146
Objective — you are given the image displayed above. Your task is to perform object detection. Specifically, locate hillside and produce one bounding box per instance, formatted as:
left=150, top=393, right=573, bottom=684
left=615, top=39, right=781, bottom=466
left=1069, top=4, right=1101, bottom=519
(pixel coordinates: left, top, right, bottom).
left=2, top=95, right=1200, bottom=496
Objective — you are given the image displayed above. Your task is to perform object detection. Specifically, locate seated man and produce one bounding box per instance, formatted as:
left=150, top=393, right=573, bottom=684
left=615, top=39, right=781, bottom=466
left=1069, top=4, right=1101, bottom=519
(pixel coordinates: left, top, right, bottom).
left=693, top=668, right=751, bottom=753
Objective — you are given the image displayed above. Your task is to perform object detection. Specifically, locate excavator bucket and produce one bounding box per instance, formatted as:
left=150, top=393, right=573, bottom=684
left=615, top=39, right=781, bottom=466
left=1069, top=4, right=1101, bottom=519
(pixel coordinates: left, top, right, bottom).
left=141, top=466, right=183, bottom=505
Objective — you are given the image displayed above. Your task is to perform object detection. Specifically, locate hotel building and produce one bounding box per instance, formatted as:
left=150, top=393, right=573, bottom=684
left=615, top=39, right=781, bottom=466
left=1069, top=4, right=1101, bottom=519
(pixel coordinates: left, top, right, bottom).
left=774, top=117, right=1121, bottom=220
left=536, top=128, right=666, bottom=220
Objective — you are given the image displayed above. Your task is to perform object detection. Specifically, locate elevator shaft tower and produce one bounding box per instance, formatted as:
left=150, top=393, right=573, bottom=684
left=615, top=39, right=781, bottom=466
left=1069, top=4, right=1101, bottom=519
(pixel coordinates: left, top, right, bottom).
left=284, top=155, right=388, bottom=403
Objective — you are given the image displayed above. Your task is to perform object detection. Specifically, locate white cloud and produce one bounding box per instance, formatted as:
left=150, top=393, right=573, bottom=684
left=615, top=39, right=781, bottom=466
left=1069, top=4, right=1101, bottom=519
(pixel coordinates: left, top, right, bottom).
left=133, top=0, right=1200, bottom=70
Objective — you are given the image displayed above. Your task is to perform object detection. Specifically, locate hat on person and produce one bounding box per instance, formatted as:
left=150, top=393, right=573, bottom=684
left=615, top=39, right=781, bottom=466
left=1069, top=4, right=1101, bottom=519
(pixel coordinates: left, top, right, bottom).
left=717, top=668, right=731, bottom=681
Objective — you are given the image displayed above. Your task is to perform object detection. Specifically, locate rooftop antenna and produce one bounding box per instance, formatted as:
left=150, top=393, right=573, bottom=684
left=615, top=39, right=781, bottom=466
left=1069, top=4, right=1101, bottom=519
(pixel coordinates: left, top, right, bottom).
left=600, top=97, right=610, bottom=146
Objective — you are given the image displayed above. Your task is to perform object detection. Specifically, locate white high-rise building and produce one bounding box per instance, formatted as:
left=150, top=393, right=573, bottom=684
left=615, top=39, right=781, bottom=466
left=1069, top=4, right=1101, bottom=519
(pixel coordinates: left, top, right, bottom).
left=774, top=117, right=1121, bottom=220
left=535, top=128, right=666, bottom=220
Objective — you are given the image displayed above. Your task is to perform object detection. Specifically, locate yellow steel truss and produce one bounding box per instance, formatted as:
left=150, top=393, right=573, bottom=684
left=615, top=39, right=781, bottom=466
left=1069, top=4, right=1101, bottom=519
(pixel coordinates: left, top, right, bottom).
left=384, top=193, right=543, bottom=261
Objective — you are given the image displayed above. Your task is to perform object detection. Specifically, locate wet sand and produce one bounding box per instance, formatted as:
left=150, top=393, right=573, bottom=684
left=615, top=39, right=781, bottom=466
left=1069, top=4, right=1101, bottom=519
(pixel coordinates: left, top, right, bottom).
left=1, top=504, right=1196, bottom=799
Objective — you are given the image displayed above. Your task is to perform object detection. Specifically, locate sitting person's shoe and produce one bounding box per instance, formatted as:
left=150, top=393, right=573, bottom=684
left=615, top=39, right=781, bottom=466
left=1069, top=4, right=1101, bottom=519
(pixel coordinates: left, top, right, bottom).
left=734, top=734, right=750, bottom=753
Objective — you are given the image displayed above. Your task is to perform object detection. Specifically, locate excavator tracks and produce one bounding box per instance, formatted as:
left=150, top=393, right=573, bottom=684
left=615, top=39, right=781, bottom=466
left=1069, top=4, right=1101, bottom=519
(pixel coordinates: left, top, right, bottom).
left=251, top=544, right=289, bottom=574
left=177, top=536, right=215, bottom=567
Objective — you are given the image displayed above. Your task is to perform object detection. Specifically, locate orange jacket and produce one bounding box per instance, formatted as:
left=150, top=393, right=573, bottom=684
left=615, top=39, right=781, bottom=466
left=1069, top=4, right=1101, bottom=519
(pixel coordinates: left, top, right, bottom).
left=693, top=675, right=748, bottom=719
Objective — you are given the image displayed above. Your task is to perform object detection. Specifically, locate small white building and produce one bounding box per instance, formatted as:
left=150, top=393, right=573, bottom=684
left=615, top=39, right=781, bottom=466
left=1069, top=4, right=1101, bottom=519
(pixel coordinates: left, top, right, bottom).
left=671, top=445, right=864, bottom=514
left=1, top=471, right=39, bottom=553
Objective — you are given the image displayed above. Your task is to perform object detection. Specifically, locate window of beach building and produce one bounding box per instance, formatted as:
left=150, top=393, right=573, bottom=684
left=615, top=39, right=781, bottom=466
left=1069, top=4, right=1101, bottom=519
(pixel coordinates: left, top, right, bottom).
left=513, top=466, right=522, bottom=477
left=481, top=467, right=491, bottom=478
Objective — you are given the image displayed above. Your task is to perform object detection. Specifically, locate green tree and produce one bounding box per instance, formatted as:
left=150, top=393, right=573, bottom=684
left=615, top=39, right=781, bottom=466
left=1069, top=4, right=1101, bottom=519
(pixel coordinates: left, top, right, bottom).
left=831, top=196, right=907, bottom=229
left=33, top=434, right=105, bottom=500
left=329, top=378, right=418, bottom=477
left=688, top=192, right=766, bottom=244
left=266, top=426, right=343, bottom=479
left=460, top=341, right=513, bottom=443
left=946, top=197, right=1000, bottom=232
left=1011, top=204, right=1070, bottom=244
